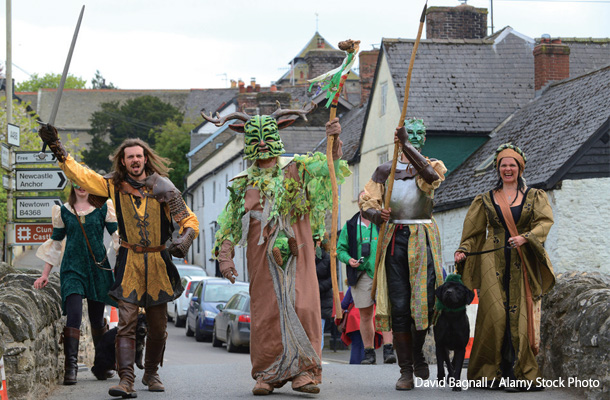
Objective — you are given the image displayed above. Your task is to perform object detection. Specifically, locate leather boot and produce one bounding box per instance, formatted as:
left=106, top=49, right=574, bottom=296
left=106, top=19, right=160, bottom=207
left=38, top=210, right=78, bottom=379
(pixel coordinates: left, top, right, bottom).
left=383, top=343, right=397, bottom=364
left=91, top=319, right=115, bottom=379
left=108, top=337, right=137, bottom=398
left=393, top=331, right=414, bottom=390
left=62, top=327, right=80, bottom=385
left=361, top=347, right=376, bottom=365
left=412, top=327, right=429, bottom=379
left=142, top=332, right=167, bottom=392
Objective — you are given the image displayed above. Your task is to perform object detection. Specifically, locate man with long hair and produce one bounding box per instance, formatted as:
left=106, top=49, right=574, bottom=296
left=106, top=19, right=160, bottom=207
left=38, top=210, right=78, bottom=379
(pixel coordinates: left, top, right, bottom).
left=38, top=127, right=199, bottom=398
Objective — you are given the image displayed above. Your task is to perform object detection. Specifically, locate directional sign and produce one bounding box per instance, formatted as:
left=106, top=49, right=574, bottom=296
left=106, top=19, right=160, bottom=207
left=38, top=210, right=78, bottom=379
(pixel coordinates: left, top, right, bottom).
left=16, top=197, right=63, bottom=220
left=15, top=151, right=57, bottom=164
left=15, top=169, right=67, bottom=191
left=1, top=143, right=9, bottom=170
left=9, top=222, right=54, bottom=245
left=7, top=123, right=20, bottom=147
left=2, top=175, right=12, bottom=190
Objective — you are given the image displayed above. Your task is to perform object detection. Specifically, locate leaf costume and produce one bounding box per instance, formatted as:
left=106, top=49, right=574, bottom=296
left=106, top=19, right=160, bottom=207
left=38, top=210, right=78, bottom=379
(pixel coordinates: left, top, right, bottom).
left=215, top=153, right=349, bottom=386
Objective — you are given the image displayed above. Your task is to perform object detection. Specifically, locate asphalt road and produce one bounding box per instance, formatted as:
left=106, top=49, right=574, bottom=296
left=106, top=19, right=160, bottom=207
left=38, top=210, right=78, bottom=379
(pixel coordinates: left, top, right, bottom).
left=13, top=250, right=585, bottom=399
left=42, top=323, right=584, bottom=400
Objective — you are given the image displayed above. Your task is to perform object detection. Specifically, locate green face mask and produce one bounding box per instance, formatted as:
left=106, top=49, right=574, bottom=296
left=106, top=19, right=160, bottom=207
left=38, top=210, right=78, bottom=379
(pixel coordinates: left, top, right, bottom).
left=244, top=115, right=286, bottom=160
left=405, top=118, right=426, bottom=150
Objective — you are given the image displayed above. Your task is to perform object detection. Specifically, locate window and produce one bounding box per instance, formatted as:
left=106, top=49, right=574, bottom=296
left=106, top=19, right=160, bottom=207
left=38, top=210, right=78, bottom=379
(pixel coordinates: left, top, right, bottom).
left=474, top=153, right=496, bottom=176
left=378, top=151, right=389, bottom=165
left=380, top=82, right=388, bottom=116
left=352, top=164, right=360, bottom=201
left=213, top=181, right=216, bottom=203
left=197, top=234, right=200, bottom=254
left=201, top=187, right=204, bottom=207
left=225, top=174, right=228, bottom=197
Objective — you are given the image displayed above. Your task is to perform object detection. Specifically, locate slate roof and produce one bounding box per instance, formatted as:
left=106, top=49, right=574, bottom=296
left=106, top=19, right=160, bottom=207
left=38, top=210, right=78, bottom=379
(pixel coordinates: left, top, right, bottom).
left=382, top=28, right=535, bottom=134
left=313, top=101, right=368, bottom=163
left=281, top=126, right=327, bottom=155
left=435, top=65, right=610, bottom=210
left=30, top=89, right=190, bottom=130
left=558, top=38, right=610, bottom=78
left=183, top=88, right=238, bottom=124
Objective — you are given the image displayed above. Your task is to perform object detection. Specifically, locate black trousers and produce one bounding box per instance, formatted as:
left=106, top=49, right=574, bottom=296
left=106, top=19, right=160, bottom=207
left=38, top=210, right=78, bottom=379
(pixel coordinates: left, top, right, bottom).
left=385, top=226, right=436, bottom=332
left=65, top=293, right=106, bottom=330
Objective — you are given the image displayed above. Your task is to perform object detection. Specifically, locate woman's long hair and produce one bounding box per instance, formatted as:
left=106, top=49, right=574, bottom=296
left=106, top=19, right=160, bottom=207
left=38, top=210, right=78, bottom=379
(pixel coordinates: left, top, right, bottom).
left=110, top=138, right=172, bottom=187
left=493, top=159, right=526, bottom=205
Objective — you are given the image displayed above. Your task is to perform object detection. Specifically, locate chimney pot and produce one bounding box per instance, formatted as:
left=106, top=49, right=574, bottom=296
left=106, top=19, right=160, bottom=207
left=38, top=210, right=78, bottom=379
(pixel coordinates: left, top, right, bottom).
left=230, top=79, right=237, bottom=88
left=270, top=84, right=277, bottom=92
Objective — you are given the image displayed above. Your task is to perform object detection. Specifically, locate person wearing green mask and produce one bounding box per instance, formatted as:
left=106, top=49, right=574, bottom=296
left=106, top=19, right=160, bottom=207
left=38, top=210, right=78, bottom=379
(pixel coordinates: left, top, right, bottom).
left=360, top=118, right=447, bottom=391
left=206, top=105, right=350, bottom=396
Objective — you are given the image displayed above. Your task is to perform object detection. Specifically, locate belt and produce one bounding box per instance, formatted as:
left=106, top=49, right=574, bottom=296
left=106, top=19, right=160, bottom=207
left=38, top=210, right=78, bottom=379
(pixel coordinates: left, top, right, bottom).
left=120, top=241, right=166, bottom=253
left=391, top=219, right=432, bottom=224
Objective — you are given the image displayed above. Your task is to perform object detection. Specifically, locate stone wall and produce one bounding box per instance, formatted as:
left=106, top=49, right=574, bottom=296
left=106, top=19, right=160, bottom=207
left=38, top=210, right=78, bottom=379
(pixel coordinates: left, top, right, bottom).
left=0, top=263, right=94, bottom=400
left=539, top=271, right=609, bottom=399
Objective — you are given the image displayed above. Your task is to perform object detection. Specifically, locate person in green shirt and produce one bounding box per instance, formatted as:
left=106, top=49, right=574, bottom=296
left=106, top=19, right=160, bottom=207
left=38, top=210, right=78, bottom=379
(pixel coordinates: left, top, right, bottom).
left=337, top=201, right=395, bottom=365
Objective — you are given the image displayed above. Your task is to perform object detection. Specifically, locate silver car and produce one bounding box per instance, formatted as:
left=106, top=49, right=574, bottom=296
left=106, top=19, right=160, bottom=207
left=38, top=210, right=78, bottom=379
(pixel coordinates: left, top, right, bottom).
left=167, top=276, right=205, bottom=327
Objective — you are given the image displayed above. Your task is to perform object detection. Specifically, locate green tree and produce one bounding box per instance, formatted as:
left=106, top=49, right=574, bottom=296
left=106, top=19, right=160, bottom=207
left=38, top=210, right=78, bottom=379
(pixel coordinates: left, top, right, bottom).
left=154, top=121, right=195, bottom=190
left=82, top=96, right=183, bottom=172
left=1, top=97, right=82, bottom=243
left=91, top=70, right=117, bottom=89
left=15, top=72, right=87, bottom=92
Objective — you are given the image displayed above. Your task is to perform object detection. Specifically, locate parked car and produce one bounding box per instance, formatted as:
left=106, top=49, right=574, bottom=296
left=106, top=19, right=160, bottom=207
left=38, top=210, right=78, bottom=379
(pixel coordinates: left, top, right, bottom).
left=175, top=263, right=208, bottom=279
left=167, top=276, right=205, bottom=327
left=185, top=278, right=248, bottom=342
left=212, top=291, right=251, bottom=352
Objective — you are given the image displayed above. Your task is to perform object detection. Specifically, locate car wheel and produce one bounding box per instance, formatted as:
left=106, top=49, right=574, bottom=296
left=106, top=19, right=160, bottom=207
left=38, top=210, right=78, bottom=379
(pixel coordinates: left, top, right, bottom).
left=226, top=326, right=238, bottom=353
left=167, top=311, right=173, bottom=323
left=212, top=323, right=223, bottom=348
left=175, top=306, right=186, bottom=328
left=195, top=318, right=206, bottom=342
left=185, top=312, right=194, bottom=337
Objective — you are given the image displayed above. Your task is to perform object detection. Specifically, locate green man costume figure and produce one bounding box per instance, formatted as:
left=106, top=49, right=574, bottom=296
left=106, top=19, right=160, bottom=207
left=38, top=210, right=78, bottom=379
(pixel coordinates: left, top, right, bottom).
left=205, top=104, right=350, bottom=396
left=360, top=118, right=447, bottom=391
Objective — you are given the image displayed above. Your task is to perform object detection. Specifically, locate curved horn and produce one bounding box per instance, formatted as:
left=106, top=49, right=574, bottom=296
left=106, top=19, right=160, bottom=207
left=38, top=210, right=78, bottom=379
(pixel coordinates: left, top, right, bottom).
left=200, top=110, right=252, bottom=127
left=269, top=101, right=316, bottom=122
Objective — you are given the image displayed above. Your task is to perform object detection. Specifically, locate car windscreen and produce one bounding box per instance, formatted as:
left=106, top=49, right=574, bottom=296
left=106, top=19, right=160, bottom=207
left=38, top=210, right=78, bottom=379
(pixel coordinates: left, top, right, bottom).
left=178, top=267, right=207, bottom=278
left=204, top=284, right=248, bottom=303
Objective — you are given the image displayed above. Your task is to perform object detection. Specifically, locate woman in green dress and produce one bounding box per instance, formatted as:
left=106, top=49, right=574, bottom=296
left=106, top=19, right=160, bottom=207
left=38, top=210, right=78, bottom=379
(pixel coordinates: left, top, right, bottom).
left=34, top=182, right=119, bottom=385
left=454, top=144, right=555, bottom=391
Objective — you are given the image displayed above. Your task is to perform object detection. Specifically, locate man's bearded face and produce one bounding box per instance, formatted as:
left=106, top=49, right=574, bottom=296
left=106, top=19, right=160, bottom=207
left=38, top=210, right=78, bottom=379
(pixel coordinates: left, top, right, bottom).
left=243, top=116, right=285, bottom=160
left=122, top=145, right=147, bottom=178
left=405, top=118, right=426, bottom=150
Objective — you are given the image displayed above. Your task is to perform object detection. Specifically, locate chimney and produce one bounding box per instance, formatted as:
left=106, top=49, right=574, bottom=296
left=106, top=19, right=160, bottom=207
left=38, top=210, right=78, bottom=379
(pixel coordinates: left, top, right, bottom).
left=534, top=35, right=570, bottom=92
left=359, top=49, right=380, bottom=105
left=426, top=4, right=488, bottom=40
left=238, top=79, right=245, bottom=93
left=270, top=82, right=278, bottom=92
left=250, top=77, right=256, bottom=88
left=230, top=79, right=237, bottom=88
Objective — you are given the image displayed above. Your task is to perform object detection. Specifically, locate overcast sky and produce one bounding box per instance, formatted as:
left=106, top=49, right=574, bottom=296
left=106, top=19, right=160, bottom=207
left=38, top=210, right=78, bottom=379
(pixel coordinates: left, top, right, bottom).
left=2, top=0, right=608, bottom=90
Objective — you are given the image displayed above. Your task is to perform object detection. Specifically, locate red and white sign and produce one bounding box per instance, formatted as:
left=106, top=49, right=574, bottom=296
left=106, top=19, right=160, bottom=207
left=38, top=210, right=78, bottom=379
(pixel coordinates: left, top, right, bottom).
left=11, top=223, right=54, bottom=245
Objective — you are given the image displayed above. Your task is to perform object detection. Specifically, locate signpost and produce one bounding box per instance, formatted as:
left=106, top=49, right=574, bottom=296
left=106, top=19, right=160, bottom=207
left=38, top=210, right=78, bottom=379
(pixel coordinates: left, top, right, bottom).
left=15, top=168, right=67, bottom=191
left=8, top=222, right=54, bottom=245
left=1, top=143, right=9, bottom=170
left=15, top=151, right=57, bottom=164
left=7, top=123, right=20, bottom=147
left=15, top=197, right=62, bottom=220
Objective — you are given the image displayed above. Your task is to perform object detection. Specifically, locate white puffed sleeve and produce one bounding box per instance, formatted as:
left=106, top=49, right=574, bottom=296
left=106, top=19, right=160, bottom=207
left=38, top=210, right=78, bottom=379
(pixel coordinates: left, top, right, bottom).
left=35, top=205, right=66, bottom=266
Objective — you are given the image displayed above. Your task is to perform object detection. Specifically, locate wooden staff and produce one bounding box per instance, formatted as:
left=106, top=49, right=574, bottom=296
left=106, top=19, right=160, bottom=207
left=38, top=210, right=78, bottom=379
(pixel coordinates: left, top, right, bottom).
left=327, top=40, right=359, bottom=319
left=371, top=2, right=428, bottom=299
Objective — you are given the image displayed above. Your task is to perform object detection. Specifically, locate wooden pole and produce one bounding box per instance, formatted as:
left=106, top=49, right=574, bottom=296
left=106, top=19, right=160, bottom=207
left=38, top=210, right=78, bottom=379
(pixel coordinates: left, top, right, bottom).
left=371, top=2, right=427, bottom=299
left=327, top=73, right=348, bottom=319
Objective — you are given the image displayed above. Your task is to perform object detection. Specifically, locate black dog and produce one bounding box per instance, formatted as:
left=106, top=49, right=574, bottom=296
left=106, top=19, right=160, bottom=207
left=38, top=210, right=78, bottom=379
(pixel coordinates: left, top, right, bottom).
left=91, top=313, right=147, bottom=380
left=433, top=274, right=475, bottom=391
